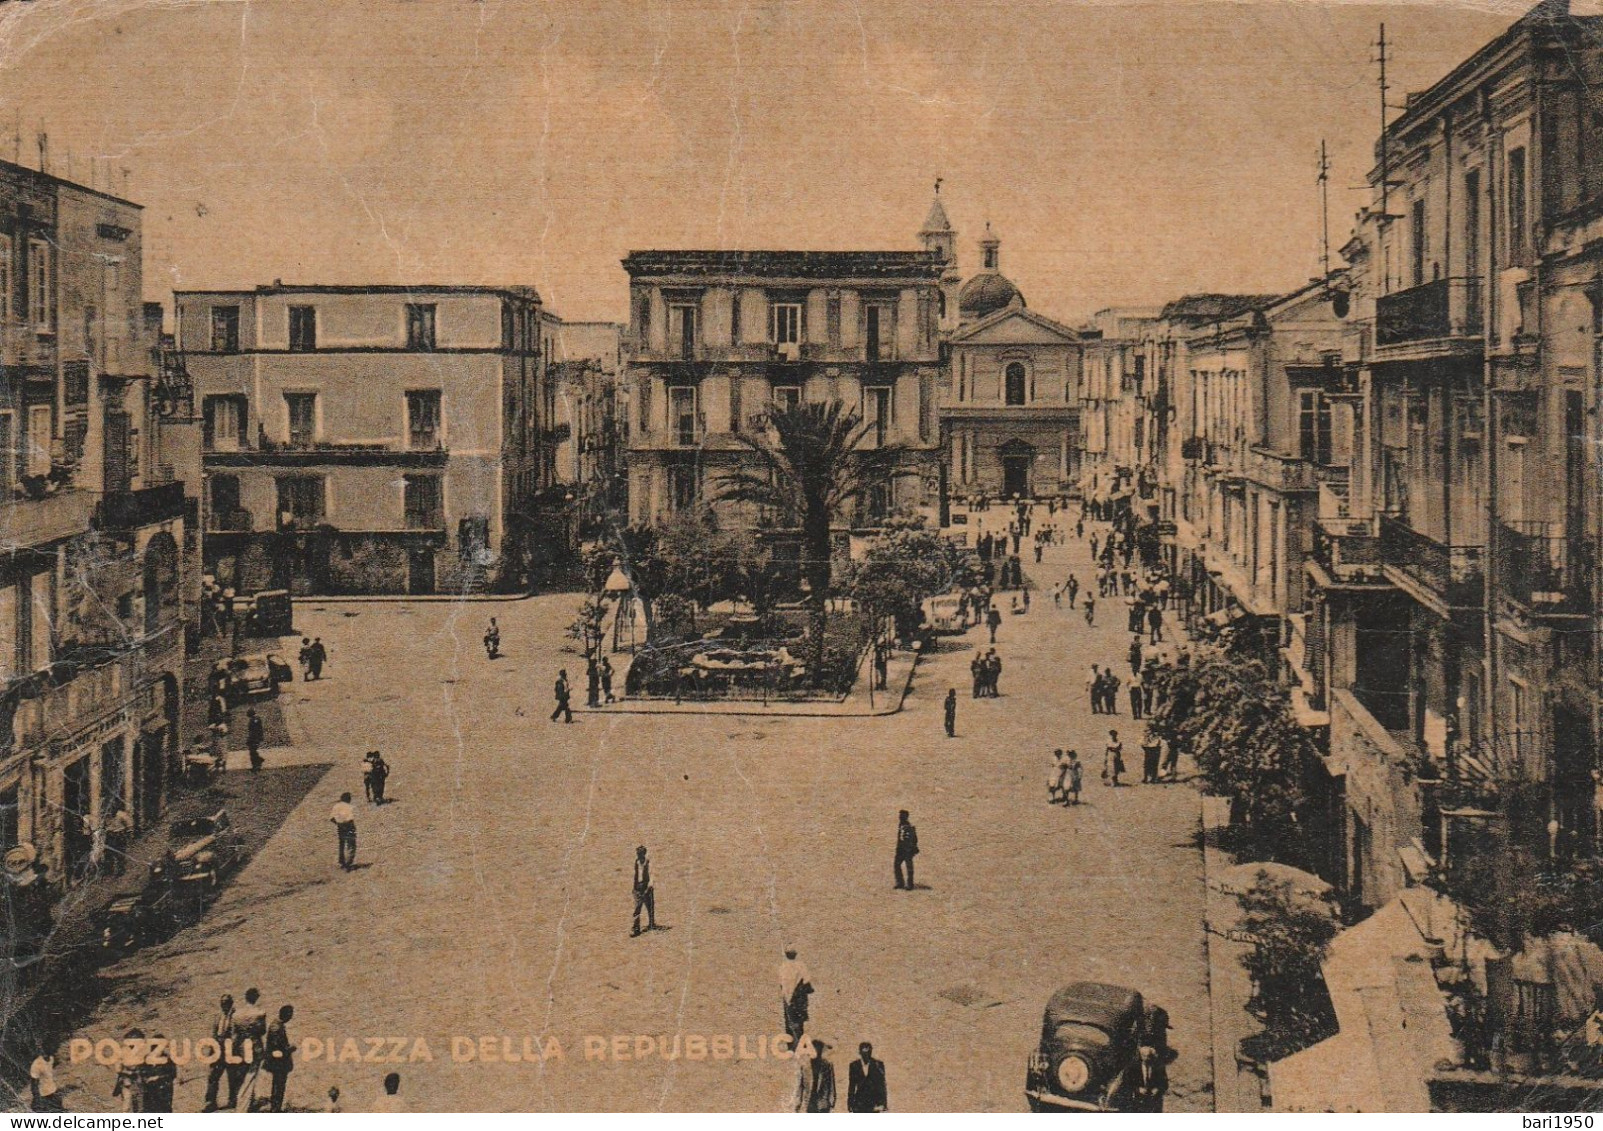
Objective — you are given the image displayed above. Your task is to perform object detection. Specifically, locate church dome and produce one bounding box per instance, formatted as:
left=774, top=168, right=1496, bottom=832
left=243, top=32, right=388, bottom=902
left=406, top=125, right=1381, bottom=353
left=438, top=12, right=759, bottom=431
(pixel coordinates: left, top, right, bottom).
left=958, top=272, right=1025, bottom=321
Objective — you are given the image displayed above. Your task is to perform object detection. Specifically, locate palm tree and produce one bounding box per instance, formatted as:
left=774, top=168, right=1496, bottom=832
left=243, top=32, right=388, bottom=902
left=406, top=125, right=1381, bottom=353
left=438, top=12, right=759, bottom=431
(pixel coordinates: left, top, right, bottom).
left=715, top=398, right=905, bottom=674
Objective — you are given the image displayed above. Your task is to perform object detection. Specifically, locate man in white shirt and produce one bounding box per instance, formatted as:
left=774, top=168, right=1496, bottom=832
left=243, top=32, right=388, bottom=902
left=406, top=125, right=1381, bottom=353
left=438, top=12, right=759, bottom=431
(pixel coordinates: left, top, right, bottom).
left=330, top=792, right=357, bottom=870
left=778, top=946, right=813, bottom=1043
left=30, top=1043, right=60, bottom=1111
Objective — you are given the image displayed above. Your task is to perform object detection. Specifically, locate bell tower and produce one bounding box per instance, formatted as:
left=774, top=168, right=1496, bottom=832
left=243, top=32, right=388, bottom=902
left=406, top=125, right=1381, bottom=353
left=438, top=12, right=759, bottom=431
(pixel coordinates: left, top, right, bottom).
left=918, top=179, right=962, bottom=332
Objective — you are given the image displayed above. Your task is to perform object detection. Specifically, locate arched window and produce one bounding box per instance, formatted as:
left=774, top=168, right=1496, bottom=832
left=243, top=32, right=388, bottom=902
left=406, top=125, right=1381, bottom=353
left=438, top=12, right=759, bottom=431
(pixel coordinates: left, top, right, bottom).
left=143, top=532, right=179, bottom=636
left=1005, top=362, right=1027, bottom=406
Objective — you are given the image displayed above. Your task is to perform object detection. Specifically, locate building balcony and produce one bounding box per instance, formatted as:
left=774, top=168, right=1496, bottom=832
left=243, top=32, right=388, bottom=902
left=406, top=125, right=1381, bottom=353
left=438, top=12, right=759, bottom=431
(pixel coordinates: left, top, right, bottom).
left=1495, top=520, right=1594, bottom=616
left=95, top=481, right=186, bottom=533
left=1310, top=518, right=1386, bottom=586
left=1379, top=513, right=1483, bottom=609
left=1375, top=278, right=1483, bottom=351
left=205, top=440, right=449, bottom=468
left=0, top=487, right=96, bottom=549
left=3, top=627, right=182, bottom=754
left=1242, top=446, right=1318, bottom=494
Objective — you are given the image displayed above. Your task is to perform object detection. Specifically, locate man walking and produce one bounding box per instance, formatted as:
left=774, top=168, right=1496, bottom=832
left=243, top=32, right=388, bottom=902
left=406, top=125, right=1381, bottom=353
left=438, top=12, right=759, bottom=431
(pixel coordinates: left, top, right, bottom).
left=246, top=708, right=265, bottom=773
left=631, top=845, right=656, bottom=936
left=330, top=792, right=357, bottom=870
left=847, top=1042, right=888, bottom=1112
left=1087, top=665, right=1102, bottom=714
left=262, top=1005, right=295, bottom=1113
left=1105, top=729, right=1125, bottom=787
left=794, top=1038, right=837, bottom=1113
left=986, top=604, right=1002, bottom=644
left=893, top=810, right=918, bottom=890
left=203, top=994, right=239, bottom=1111
left=550, top=669, right=574, bottom=723
left=1141, top=734, right=1163, bottom=784
left=105, top=803, right=133, bottom=876
left=600, top=656, right=615, bottom=704
left=944, top=689, right=957, bottom=737
left=586, top=658, right=602, bottom=708
left=778, top=947, right=813, bottom=1042
left=307, top=638, right=327, bottom=681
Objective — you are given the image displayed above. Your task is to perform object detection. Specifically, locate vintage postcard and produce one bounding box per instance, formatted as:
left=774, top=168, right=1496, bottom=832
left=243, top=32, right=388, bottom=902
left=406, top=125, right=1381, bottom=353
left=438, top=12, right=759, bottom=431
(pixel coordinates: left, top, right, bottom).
left=0, top=0, right=1597, bottom=1116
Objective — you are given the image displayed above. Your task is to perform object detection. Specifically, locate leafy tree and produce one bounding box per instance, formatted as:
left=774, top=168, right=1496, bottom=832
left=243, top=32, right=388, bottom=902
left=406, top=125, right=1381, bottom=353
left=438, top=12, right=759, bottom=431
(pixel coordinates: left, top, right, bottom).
left=1240, top=879, right=1339, bottom=1054
left=715, top=399, right=906, bottom=670
left=600, top=524, right=671, bottom=640
left=847, top=526, right=959, bottom=639
left=1146, top=647, right=1315, bottom=854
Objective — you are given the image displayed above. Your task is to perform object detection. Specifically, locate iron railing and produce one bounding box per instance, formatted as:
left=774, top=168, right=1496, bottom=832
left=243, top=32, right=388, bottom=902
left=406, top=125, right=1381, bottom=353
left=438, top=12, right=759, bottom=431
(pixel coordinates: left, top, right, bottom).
left=1375, top=277, right=1484, bottom=346
left=1379, top=513, right=1483, bottom=606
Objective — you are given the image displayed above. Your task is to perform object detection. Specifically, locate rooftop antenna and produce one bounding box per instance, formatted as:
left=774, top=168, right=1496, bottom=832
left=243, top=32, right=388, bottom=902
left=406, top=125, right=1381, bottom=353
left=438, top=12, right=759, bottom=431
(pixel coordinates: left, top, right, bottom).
left=1377, top=24, right=1390, bottom=221
left=1318, top=139, right=1332, bottom=278
left=10, top=115, right=19, bottom=165
left=35, top=131, right=47, bottom=175
left=934, top=176, right=943, bottom=196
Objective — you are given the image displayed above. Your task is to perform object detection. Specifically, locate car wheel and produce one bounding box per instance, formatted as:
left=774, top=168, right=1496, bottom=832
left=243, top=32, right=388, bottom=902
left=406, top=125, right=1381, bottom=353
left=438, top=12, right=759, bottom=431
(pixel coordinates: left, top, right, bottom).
left=1026, top=1096, right=1043, bottom=1113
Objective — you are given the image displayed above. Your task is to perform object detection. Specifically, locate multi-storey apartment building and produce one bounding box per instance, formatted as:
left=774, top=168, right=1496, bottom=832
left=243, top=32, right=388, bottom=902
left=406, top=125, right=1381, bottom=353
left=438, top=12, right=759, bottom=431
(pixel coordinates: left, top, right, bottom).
left=554, top=321, right=625, bottom=534
left=1305, top=0, right=1603, bottom=910
left=621, top=247, right=944, bottom=527
left=1, top=159, right=195, bottom=907
left=177, top=284, right=557, bottom=595
left=1079, top=308, right=1159, bottom=508
left=1172, top=281, right=1350, bottom=658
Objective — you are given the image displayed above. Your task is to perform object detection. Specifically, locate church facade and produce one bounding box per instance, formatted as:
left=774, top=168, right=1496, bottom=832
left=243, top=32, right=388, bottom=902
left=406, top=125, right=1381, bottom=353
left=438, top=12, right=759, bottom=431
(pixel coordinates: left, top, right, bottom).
left=918, top=199, right=1083, bottom=505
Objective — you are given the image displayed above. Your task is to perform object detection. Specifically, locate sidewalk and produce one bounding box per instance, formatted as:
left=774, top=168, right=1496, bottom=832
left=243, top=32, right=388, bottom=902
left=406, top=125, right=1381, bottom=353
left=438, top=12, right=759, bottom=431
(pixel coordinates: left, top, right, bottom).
left=576, top=642, right=921, bottom=718
left=1200, top=793, right=1270, bottom=1113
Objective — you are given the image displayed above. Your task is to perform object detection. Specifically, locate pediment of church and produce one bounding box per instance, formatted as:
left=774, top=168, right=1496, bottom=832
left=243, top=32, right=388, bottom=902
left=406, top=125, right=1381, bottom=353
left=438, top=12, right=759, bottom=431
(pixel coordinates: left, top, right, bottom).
left=952, top=307, right=1080, bottom=346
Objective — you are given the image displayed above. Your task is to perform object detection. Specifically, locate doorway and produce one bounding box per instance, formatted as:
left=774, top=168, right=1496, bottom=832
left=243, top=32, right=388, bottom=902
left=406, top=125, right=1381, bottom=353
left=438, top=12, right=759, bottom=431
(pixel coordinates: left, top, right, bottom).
left=408, top=549, right=436, bottom=595
left=1002, top=456, right=1030, bottom=499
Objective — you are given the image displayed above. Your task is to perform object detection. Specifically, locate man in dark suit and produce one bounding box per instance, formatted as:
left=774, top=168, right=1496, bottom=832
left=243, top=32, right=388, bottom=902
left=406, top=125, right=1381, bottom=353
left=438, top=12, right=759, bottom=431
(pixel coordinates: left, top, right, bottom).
left=894, top=810, right=918, bottom=890
left=550, top=670, right=573, bottom=723
left=847, top=1042, right=887, bottom=1112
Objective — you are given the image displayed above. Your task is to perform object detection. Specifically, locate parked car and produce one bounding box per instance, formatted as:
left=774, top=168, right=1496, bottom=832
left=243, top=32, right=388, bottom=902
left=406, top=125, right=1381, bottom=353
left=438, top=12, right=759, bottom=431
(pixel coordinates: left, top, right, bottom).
left=226, top=652, right=291, bottom=704
left=150, top=809, right=244, bottom=891
left=1025, top=982, right=1150, bottom=1111
left=91, top=882, right=178, bottom=954
left=922, top=593, right=968, bottom=634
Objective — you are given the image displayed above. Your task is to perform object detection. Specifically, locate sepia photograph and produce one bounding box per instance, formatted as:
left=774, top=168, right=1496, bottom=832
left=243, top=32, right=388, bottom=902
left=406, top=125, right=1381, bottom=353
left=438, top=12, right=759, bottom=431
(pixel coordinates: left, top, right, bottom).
left=0, top=0, right=1600, bottom=1115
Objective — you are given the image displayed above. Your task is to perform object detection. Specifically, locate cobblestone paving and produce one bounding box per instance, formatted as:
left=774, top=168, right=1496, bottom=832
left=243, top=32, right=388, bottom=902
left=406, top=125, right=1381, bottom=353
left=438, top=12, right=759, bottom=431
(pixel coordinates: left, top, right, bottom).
left=50, top=518, right=1212, bottom=1113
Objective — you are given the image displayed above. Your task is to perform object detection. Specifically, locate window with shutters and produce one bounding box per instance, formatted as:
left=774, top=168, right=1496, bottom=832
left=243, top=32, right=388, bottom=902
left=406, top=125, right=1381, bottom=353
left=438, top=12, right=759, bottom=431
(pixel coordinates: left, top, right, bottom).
left=770, top=302, right=802, bottom=346
left=404, top=475, right=444, bottom=530
left=284, top=392, right=318, bottom=448
left=288, top=305, right=317, bottom=351
left=276, top=476, right=326, bottom=528
left=203, top=395, right=248, bottom=452
left=407, top=390, right=442, bottom=450
left=1298, top=390, right=1333, bottom=466
left=28, top=240, right=49, bottom=329
left=210, top=305, right=240, bottom=353
left=406, top=303, right=437, bottom=351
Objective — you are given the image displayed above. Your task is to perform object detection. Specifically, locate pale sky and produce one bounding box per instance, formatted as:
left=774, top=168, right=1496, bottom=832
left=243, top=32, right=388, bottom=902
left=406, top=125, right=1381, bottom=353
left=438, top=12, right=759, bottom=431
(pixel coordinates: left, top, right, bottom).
left=0, top=0, right=1524, bottom=324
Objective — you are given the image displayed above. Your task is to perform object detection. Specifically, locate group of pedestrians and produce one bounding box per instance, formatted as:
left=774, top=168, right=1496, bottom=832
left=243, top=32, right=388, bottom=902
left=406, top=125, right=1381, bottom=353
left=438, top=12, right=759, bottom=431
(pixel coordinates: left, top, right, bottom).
left=968, top=649, right=1004, bottom=698
left=195, top=987, right=291, bottom=1112
left=779, top=948, right=891, bottom=1113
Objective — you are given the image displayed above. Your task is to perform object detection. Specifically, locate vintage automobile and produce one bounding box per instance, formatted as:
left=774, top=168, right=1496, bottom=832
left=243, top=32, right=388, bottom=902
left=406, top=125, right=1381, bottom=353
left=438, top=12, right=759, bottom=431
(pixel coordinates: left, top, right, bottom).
left=225, top=652, right=292, bottom=704
left=921, top=593, right=968, bottom=635
left=150, top=809, right=244, bottom=891
left=91, top=883, right=178, bottom=954
left=1025, top=982, right=1149, bottom=1111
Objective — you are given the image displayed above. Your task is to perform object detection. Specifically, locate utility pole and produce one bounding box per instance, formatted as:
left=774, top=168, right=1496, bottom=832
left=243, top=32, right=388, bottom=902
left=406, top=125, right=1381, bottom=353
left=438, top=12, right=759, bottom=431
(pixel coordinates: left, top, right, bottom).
left=1377, top=24, right=1391, bottom=222
left=1318, top=139, right=1332, bottom=279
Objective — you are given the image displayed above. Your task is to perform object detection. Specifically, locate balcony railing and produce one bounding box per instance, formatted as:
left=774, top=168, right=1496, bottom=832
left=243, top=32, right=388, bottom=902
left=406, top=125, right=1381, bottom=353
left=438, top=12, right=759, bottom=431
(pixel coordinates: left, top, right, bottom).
left=96, top=481, right=186, bottom=532
left=1496, top=520, right=1594, bottom=614
left=1312, top=520, right=1384, bottom=580
left=1375, top=277, right=1484, bottom=347
left=6, top=628, right=181, bottom=753
left=0, top=488, right=96, bottom=548
left=1379, top=513, right=1483, bottom=606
